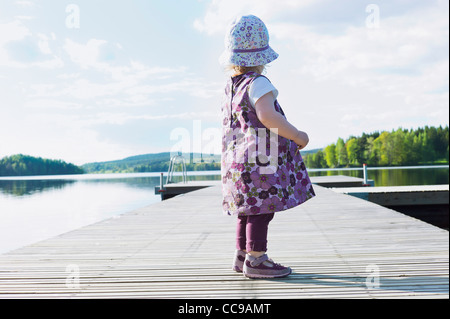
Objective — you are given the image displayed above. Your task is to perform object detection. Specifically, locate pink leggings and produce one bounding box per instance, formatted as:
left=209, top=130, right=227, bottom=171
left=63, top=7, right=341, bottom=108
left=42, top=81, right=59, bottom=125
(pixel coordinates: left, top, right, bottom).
left=236, top=213, right=275, bottom=252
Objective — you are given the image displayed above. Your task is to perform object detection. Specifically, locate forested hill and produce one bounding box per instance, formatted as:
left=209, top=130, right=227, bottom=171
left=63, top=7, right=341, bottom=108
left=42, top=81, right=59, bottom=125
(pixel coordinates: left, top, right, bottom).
left=0, top=154, right=84, bottom=177
left=82, top=152, right=221, bottom=174
left=303, top=125, right=449, bottom=168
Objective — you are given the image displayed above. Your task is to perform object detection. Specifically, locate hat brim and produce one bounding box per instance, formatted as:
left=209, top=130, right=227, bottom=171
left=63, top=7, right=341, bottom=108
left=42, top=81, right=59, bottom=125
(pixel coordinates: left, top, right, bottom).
left=219, top=46, right=279, bottom=67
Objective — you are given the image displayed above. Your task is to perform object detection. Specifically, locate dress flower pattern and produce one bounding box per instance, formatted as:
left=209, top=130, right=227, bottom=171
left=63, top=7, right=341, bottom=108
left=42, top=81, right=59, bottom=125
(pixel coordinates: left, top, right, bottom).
left=221, top=72, right=315, bottom=216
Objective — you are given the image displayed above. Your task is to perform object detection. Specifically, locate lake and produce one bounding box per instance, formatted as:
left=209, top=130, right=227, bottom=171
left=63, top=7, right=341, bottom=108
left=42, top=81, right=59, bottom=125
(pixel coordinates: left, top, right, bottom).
left=0, top=166, right=448, bottom=254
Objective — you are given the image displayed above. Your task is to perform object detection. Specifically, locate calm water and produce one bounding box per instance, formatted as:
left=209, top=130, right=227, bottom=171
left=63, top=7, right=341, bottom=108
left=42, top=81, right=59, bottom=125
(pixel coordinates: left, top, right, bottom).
left=308, top=165, right=450, bottom=186
left=0, top=166, right=448, bottom=254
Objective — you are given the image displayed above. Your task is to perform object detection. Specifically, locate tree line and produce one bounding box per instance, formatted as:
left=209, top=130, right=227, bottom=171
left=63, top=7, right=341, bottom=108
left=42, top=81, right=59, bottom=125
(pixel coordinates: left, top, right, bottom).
left=2, top=126, right=447, bottom=176
left=132, top=161, right=220, bottom=173
left=303, top=125, right=449, bottom=168
left=0, top=154, right=84, bottom=176
left=82, top=152, right=221, bottom=174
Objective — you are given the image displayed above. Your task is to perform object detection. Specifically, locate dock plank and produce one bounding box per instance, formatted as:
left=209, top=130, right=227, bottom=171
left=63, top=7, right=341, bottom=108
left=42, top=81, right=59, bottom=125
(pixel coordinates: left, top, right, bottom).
left=333, top=185, right=449, bottom=205
left=0, top=182, right=448, bottom=299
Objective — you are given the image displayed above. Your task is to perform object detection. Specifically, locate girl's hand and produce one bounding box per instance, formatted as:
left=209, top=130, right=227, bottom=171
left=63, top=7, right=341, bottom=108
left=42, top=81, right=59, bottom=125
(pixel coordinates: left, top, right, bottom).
left=294, top=130, right=309, bottom=153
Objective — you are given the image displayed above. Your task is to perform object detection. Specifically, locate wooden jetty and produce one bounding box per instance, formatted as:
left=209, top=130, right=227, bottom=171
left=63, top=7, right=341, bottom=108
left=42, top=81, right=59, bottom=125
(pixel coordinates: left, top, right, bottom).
left=332, top=184, right=449, bottom=205
left=154, top=176, right=374, bottom=200
left=156, top=180, right=221, bottom=200
left=333, top=185, right=449, bottom=229
left=0, top=178, right=448, bottom=299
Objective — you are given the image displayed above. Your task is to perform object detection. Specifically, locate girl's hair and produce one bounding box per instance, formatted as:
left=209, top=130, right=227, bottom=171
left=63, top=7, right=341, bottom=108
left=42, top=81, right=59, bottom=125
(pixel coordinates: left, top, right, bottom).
left=225, top=64, right=266, bottom=76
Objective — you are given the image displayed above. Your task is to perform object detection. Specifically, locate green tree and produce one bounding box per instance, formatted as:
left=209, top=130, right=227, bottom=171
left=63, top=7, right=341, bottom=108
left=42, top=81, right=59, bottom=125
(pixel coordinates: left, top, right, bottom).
left=346, top=138, right=359, bottom=165
left=0, top=154, right=84, bottom=176
left=364, top=136, right=376, bottom=165
left=335, top=137, right=348, bottom=167
left=372, top=132, right=389, bottom=165
left=308, top=150, right=326, bottom=168
left=390, top=128, right=407, bottom=165
left=324, top=144, right=337, bottom=168
left=300, top=125, right=448, bottom=168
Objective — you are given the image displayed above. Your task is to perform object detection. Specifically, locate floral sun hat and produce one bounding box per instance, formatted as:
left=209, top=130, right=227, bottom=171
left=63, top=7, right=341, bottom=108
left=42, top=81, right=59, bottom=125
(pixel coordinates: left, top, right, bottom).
left=219, top=15, right=279, bottom=67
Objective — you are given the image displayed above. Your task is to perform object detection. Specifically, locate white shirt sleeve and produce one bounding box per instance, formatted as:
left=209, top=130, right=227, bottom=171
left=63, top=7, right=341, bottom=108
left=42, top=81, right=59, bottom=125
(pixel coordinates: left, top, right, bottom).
left=248, top=77, right=279, bottom=108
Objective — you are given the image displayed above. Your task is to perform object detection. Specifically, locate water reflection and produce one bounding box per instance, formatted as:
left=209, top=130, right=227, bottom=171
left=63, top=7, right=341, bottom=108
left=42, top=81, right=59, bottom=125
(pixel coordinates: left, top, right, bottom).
left=0, top=176, right=162, bottom=198
left=369, top=168, right=449, bottom=186
left=0, top=172, right=222, bottom=198
left=308, top=167, right=449, bottom=186
left=0, top=179, right=75, bottom=197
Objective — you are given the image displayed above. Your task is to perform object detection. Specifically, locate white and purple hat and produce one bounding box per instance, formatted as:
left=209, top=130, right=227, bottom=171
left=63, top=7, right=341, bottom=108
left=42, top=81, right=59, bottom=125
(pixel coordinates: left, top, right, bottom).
left=219, top=15, right=279, bottom=67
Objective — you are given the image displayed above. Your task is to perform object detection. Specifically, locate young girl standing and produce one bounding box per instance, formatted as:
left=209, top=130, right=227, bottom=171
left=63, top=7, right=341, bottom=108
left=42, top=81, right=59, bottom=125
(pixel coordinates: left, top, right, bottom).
left=220, top=15, right=316, bottom=279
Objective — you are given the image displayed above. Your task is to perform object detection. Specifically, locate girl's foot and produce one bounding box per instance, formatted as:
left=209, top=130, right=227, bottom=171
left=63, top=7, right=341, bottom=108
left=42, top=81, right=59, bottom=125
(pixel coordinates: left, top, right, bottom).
left=243, top=254, right=291, bottom=279
left=232, top=250, right=246, bottom=272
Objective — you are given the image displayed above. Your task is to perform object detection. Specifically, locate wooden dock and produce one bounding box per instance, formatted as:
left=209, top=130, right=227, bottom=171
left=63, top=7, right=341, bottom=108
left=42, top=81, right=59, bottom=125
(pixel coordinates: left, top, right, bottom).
left=332, top=184, right=449, bottom=205
left=156, top=180, right=221, bottom=200
left=154, top=176, right=374, bottom=200
left=0, top=179, right=448, bottom=299
left=333, top=185, right=449, bottom=229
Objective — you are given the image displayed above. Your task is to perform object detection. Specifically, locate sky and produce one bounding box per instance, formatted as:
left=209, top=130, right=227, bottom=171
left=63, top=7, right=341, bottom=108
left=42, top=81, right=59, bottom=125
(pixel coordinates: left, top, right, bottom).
left=0, top=0, right=448, bottom=165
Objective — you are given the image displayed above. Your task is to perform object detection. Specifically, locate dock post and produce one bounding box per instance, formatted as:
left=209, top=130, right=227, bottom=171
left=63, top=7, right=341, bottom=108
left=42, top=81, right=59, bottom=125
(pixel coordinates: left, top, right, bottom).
left=159, top=172, right=166, bottom=200
left=363, top=164, right=369, bottom=186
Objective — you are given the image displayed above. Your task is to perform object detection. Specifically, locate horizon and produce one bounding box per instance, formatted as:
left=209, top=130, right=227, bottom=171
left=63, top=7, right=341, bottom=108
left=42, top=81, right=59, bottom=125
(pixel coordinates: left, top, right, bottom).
left=1, top=1, right=448, bottom=166
left=2, top=123, right=447, bottom=166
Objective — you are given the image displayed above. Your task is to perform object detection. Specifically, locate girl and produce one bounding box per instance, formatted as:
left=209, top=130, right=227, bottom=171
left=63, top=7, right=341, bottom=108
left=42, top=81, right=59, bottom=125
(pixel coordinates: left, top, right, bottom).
left=220, top=15, right=316, bottom=279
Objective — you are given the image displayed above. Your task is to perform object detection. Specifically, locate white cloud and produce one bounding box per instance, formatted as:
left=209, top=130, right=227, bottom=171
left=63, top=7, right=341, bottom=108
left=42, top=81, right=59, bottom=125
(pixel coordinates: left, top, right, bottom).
left=58, top=38, right=215, bottom=105
left=79, top=111, right=221, bottom=127
left=271, top=2, right=448, bottom=77
left=25, top=99, right=84, bottom=110
left=63, top=38, right=107, bottom=69
left=195, top=0, right=448, bottom=148
left=14, top=1, right=34, bottom=8
left=14, top=15, right=34, bottom=21
left=37, top=33, right=52, bottom=55
left=126, top=77, right=222, bottom=100
left=0, top=20, right=31, bottom=66
left=0, top=111, right=138, bottom=165
left=0, top=20, right=63, bottom=69
left=62, top=38, right=184, bottom=79
left=28, top=36, right=222, bottom=109
left=107, top=61, right=186, bottom=83
left=193, top=0, right=318, bottom=35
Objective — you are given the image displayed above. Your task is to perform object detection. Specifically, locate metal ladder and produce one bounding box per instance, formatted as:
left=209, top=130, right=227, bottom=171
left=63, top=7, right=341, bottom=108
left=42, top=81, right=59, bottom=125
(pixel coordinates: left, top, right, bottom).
left=166, top=153, right=187, bottom=184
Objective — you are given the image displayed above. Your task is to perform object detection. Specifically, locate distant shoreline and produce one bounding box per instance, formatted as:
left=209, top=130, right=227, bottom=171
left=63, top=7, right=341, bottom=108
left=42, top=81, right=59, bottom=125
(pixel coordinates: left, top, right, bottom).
left=1, top=165, right=448, bottom=180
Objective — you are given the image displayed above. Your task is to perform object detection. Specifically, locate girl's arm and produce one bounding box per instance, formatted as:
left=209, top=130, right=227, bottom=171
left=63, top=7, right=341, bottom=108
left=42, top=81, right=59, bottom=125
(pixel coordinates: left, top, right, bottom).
left=255, top=92, right=309, bottom=150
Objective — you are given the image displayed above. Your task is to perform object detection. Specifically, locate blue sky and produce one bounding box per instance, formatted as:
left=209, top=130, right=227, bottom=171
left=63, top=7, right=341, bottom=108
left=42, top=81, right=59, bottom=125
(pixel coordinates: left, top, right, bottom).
left=0, top=0, right=448, bottom=165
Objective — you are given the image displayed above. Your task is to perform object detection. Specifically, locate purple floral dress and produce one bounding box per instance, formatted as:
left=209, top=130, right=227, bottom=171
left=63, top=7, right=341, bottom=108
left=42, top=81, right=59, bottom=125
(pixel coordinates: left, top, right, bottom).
left=221, top=72, right=315, bottom=216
